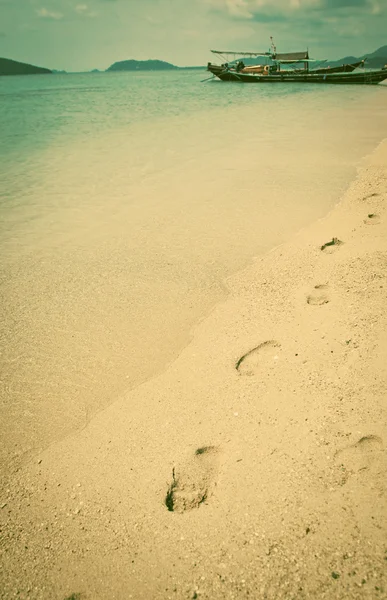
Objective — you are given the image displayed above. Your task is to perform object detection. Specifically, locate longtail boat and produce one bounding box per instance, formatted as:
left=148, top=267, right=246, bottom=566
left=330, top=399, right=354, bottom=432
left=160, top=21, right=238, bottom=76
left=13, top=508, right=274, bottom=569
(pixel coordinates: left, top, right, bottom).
left=206, top=40, right=387, bottom=85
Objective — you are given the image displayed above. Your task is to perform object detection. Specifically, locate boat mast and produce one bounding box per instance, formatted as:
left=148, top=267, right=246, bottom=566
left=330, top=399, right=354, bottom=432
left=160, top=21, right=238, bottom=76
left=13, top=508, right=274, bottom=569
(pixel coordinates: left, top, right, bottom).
left=270, top=36, right=278, bottom=71
left=270, top=36, right=276, bottom=56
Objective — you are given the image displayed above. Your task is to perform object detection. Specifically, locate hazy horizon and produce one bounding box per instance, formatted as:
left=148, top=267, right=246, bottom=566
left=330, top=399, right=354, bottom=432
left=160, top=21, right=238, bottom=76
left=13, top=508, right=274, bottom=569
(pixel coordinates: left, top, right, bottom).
left=0, top=0, right=386, bottom=72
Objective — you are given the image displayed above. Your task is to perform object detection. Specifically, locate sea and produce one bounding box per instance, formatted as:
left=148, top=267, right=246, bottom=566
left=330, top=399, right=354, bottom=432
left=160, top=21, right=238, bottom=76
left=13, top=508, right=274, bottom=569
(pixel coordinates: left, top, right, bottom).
left=1, top=69, right=386, bottom=472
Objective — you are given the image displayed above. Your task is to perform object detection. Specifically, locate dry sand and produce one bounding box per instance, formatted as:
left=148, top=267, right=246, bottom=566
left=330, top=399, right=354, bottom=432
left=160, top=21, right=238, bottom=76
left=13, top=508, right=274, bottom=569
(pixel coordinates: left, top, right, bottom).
left=1, top=139, right=387, bottom=600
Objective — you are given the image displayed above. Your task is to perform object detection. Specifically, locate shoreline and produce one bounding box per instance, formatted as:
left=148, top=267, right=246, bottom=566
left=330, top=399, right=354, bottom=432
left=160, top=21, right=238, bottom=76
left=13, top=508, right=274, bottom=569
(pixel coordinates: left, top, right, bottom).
left=2, top=137, right=387, bottom=599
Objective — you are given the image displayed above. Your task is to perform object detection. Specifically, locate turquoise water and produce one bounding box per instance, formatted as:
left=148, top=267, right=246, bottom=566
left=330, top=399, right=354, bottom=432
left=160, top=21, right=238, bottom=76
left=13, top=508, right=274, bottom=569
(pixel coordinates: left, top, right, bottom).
left=1, top=70, right=386, bottom=470
left=0, top=69, right=346, bottom=152
left=2, top=69, right=385, bottom=169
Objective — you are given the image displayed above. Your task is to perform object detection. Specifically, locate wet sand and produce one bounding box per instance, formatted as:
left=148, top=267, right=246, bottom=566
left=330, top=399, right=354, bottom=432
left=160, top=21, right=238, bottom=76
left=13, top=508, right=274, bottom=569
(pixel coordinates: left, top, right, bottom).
left=1, top=137, right=386, bottom=599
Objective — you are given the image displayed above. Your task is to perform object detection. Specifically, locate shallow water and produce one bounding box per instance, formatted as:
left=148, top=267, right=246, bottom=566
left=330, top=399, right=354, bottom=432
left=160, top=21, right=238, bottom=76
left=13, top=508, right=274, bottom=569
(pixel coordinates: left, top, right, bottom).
left=1, top=70, right=386, bottom=470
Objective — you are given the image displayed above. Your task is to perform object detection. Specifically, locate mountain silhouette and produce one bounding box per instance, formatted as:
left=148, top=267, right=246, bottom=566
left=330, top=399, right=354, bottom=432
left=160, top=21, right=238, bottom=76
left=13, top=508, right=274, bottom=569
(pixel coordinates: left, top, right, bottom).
left=0, top=57, right=52, bottom=76
left=106, top=59, right=177, bottom=72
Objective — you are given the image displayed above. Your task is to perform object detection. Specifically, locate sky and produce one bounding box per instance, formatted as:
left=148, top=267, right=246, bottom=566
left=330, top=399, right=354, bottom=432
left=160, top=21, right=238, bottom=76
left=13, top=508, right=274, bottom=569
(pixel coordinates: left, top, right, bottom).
left=0, top=0, right=386, bottom=71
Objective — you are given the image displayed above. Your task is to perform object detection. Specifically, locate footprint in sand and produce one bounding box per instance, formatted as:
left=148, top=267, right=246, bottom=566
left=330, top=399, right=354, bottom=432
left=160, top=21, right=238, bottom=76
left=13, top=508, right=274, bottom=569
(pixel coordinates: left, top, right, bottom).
left=236, top=340, right=281, bottom=376
left=320, top=237, right=343, bottom=254
left=364, top=213, right=381, bottom=225
left=334, top=435, right=383, bottom=483
left=307, top=284, right=330, bottom=306
left=165, top=446, right=220, bottom=513
left=362, top=192, right=379, bottom=201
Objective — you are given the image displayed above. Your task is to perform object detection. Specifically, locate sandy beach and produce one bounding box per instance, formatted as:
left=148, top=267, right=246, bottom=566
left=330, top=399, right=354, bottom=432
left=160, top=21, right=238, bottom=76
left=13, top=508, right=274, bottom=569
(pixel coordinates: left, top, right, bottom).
left=1, top=135, right=387, bottom=599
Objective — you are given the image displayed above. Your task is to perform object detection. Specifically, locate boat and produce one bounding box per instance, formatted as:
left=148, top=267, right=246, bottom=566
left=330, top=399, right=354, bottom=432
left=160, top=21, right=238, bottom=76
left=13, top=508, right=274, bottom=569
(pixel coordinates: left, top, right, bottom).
left=208, top=59, right=364, bottom=77
left=206, top=41, right=387, bottom=85
left=210, top=68, right=387, bottom=84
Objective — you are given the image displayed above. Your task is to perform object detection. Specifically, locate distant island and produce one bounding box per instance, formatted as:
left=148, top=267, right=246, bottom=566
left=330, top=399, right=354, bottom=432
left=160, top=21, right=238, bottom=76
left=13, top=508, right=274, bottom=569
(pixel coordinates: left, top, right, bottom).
left=0, top=57, right=52, bottom=76
left=326, top=45, right=387, bottom=69
left=106, top=59, right=178, bottom=72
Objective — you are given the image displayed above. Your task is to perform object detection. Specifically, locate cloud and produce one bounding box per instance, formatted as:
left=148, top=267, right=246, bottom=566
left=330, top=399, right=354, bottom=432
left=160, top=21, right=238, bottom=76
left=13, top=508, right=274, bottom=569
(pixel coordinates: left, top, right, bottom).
left=370, top=0, right=381, bottom=12
left=321, top=0, right=369, bottom=7
left=201, top=0, right=385, bottom=55
left=36, top=7, right=64, bottom=19
left=225, top=0, right=254, bottom=17
left=203, top=0, right=381, bottom=17
left=74, top=3, right=98, bottom=17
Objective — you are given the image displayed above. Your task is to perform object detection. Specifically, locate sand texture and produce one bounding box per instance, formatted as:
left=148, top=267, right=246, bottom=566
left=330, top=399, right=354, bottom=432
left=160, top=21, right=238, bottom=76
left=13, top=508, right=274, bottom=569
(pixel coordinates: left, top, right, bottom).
left=1, top=140, right=387, bottom=600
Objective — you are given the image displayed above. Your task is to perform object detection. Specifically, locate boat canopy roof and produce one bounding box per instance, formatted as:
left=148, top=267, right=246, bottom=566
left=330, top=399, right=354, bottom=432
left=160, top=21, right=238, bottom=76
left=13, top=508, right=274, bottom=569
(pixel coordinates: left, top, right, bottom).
left=273, top=51, right=309, bottom=61
left=210, top=50, right=271, bottom=57
left=210, top=49, right=314, bottom=63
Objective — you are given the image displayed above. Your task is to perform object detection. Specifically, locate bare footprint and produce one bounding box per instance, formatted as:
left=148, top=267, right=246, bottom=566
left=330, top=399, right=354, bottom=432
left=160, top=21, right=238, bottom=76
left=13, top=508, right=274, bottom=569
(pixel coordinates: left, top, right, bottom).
left=165, top=446, right=219, bottom=513
left=364, top=213, right=381, bottom=225
left=320, top=237, right=343, bottom=254
left=236, top=340, right=281, bottom=376
left=307, top=284, right=330, bottom=306
left=362, top=192, right=379, bottom=200
left=335, top=435, right=383, bottom=481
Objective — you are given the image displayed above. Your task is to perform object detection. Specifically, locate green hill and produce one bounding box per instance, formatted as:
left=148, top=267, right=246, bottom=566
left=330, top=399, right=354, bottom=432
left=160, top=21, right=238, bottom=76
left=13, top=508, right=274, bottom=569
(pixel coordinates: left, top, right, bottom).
left=106, top=59, right=177, bottom=72
left=360, top=45, right=387, bottom=68
left=0, top=57, right=52, bottom=76
left=326, top=45, right=387, bottom=69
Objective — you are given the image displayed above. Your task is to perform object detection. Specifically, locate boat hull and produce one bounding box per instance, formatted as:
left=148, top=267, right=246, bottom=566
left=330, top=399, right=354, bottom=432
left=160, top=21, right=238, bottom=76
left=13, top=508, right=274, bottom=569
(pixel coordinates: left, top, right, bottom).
left=312, top=61, right=363, bottom=74
left=207, top=61, right=364, bottom=78
left=212, top=69, right=387, bottom=85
